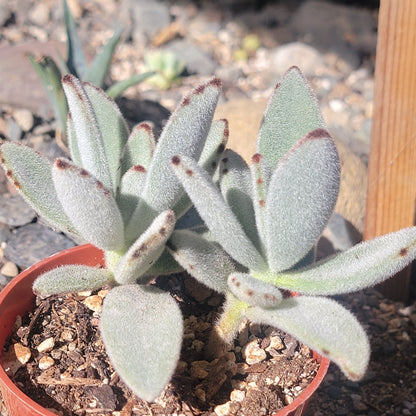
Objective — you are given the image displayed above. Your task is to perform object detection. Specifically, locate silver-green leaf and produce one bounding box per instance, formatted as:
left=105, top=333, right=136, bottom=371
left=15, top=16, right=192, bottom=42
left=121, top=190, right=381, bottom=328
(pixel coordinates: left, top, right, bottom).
left=256, top=66, right=326, bottom=169
left=0, top=142, right=76, bottom=235
left=62, top=74, right=113, bottom=191
left=270, top=227, right=416, bottom=295
left=33, top=265, right=114, bottom=297
left=246, top=296, right=370, bottom=381
left=100, top=285, right=183, bottom=402
left=168, top=229, right=236, bottom=294
left=171, top=154, right=267, bottom=272
left=52, top=158, right=124, bottom=251
left=115, top=210, right=176, bottom=284
left=265, top=130, right=340, bottom=272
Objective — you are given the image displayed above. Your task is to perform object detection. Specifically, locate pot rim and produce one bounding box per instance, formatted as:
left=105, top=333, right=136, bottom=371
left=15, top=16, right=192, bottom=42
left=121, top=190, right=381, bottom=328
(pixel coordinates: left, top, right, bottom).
left=0, top=244, right=329, bottom=416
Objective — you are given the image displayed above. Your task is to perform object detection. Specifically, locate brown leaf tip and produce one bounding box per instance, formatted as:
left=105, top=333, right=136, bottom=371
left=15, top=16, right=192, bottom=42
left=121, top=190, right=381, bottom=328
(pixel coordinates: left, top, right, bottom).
left=133, top=165, right=146, bottom=173
left=62, top=74, right=75, bottom=84
left=305, top=128, right=330, bottom=141
left=208, top=77, right=222, bottom=88
left=171, top=156, right=181, bottom=165
left=138, top=123, right=153, bottom=134
left=55, top=159, right=71, bottom=170
left=259, top=200, right=265, bottom=207
left=186, top=169, right=194, bottom=176
left=252, top=153, right=263, bottom=164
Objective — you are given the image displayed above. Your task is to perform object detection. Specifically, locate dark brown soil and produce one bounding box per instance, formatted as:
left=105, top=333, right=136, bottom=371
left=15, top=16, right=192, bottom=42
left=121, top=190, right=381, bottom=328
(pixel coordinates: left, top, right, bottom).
left=2, top=274, right=320, bottom=416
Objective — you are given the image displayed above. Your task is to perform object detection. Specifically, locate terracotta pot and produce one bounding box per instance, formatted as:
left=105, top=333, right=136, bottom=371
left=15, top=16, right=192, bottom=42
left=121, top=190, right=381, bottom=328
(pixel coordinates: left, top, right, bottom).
left=0, top=244, right=329, bottom=416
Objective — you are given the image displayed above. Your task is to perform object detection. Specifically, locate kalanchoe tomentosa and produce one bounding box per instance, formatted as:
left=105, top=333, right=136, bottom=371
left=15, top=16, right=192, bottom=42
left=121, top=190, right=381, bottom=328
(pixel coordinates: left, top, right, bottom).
left=169, top=66, right=416, bottom=381
left=0, top=75, right=227, bottom=401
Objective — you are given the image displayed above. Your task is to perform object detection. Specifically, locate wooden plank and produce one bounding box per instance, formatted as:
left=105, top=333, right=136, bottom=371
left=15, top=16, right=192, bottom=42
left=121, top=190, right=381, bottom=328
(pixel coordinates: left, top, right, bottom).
left=364, top=0, right=416, bottom=301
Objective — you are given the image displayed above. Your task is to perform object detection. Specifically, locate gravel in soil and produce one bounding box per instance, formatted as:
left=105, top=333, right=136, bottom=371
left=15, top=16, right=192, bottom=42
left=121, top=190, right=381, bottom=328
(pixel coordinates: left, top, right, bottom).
left=2, top=275, right=320, bottom=416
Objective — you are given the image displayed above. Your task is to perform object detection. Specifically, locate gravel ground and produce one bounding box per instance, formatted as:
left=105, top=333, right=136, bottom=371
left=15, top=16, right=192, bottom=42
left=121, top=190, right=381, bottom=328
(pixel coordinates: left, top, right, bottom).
left=1, top=1, right=415, bottom=415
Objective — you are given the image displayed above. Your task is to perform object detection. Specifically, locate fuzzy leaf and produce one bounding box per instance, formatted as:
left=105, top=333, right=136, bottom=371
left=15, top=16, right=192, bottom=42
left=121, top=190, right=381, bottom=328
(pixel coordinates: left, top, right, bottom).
left=33, top=265, right=114, bottom=297
left=250, top=153, right=272, bottom=254
left=84, top=27, right=123, bottom=88
left=100, top=285, right=183, bottom=402
left=62, top=75, right=113, bottom=191
left=246, top=296, right=370, bottom=381
left=83, top=82, right=130, bottom=190
left=266, top=130, right=340, bottom=272
left=67, top=114, right=82, bottom=166
left=120, top=123, right=155, bottom=176
left=115, top=210, right=176, bottom=284
left=63, top=0, right=86, bottom=78
left=270, top=227, right=416, bottom=295
left=140, top=78, right=222, bottom=213
left=117, top=165, right=147, bottom=225
left=257, top=66, right=326, bottom=169
left=172, top=119, right=230, bottom=220
left=227, top=273, right=282, bottom=309
left=52, top=158, right=124, bottom=251
left=168, top=230, right=236, bottom=293
left=0, top=142, right=76, bottom=234
left=199, top=119, right=229, bottom=175
left=172, top=155, right=267, bottom=272
left=220, top=150, right=260, bottom=250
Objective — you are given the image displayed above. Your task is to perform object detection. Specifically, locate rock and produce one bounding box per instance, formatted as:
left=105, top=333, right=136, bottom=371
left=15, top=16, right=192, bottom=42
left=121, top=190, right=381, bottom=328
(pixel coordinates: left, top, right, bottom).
left=214, top=402, right=231, bottom=416
left=38, top=355, right=54, bottom=370
left=290, top=0, right=377, bottom=69
left=0, top=3, right=12, bottom=27
left=83, top=295, right=103, bottom=313
left=37, top=337, right=55, bottom=353
left=0, top=41, right=65, bottom=117
left=0, top=193, right=36, bottom=227
left=0, top=224, right=11, bottom=243
left=0, top=261, right=19, bottom=278
left=12, top=108, right=34, bottom=132
left=123, top=0, right=171, bottom=45
left=28, top=3, right=50, bottom=26
left=164, top=39, right=218, bottom=76
left=333, top=138, right=367, bottom=233
left=270, top=42, right=324, bottom=77
left=323, top=212, right=362, bottom=251
left=242, top=339, right=266, bottom=365
left=2, top=343, right=31, bottom=376
left=4, top=222, right=76, bottom=269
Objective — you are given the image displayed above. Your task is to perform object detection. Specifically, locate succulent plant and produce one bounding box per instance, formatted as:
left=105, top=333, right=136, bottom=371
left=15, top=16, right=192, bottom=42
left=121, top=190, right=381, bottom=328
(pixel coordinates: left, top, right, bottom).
left=29, top=0, right=154, bottom=139
left=0, top=75, right=227, bottom=401
left=169, top=66, right=416, bottom=382
left=144, top=50, right=186, bottom=90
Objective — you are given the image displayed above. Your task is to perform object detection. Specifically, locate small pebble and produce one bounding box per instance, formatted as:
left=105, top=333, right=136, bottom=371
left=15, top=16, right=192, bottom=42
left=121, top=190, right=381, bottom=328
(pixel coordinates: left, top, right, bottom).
left=83, top=295, right=103, bottom=312
left=60, top=329, right=75, bottom=342
left=39, top=355, right=54, bottom=370
left=37, top=337, right=55, bottom=353
left=214, top=402, right=231, bottom=416
left=230, top=389, right=245, bottom=402
left=242, top=338, right=267, bottom=365
left=0, top=261, right=19, bottom=277
left=12, top=108, right=34, bottom=131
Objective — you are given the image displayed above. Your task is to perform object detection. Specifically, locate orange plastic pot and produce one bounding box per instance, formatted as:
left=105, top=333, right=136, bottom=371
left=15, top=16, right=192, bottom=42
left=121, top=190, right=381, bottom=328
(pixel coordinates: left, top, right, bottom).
left=0, top=244, right=329, bottom=416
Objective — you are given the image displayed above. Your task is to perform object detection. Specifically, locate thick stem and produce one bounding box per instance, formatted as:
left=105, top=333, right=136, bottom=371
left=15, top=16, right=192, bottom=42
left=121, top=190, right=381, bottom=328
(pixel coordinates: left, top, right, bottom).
left=205, top=293, right=248, bottom=359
